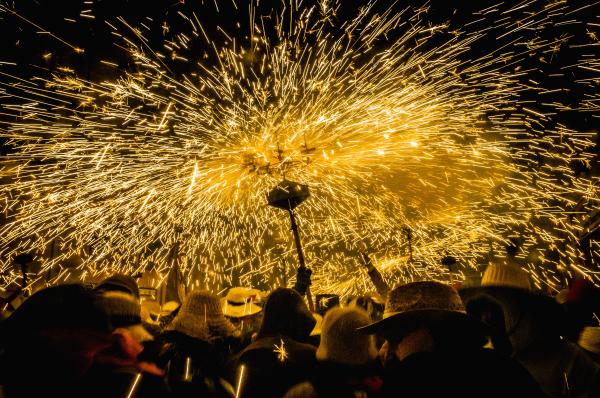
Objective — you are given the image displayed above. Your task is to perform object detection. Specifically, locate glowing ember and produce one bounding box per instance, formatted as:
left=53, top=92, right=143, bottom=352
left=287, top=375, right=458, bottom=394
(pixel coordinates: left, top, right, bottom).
left=274, top=338, right=289, bottom=363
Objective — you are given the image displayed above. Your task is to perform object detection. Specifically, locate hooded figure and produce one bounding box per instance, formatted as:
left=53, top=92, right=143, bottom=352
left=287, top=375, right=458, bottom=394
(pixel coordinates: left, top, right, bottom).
left=284, top=306, right=382, bottom=398
left=158, top=290, right=239, bottom=398
left=0, top=284, right=168, bottom=398
left=0, top=284, right=112, bottom=397
left=234, top=288, right=317, bottom=398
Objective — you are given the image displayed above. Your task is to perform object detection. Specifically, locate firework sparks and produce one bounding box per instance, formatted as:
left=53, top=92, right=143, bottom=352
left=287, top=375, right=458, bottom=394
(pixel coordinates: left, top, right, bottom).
left=0, top=0, right=598, bottom=295
left=273, top=338, right=289, bottom=362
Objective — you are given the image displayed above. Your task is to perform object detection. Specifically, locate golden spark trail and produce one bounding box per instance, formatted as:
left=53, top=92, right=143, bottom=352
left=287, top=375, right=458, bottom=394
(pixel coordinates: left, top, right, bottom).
left=0, top=0, right=598, bottom=295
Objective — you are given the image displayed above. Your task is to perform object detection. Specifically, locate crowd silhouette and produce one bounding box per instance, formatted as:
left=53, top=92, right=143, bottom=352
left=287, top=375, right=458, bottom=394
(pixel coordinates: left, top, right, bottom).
left=1, top=260, right=600, bottom=398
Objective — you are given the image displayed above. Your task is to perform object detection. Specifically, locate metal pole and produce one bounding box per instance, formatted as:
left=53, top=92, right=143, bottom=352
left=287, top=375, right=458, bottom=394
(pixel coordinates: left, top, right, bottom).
left=405, top=228, right=413, bottom=262
left=287, top=206, right=314, bottom=311
left=287, top=207, right=306, bottom=270
left=281, top=257, right=288, bottom=287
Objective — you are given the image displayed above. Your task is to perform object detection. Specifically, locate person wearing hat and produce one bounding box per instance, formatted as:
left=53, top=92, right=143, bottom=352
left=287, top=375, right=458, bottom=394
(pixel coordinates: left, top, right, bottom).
left=360, top=281, right=542, bottom=397
left=222, top=287, right=263, bottom=329
left=233, top=288, right=317, bottom=398
left=158, top=290, right=239, bottom=398
left=95, top=273, right=141, bottom=298
left=284, top=306, right=382, bottom=398
left=221, top=287, right=263, bottom=319
left=462, top=265, right=600, bottom=398
left=460, top=263, right=535, bottom=357
left=0, top=284, right=168, bottom=398
left=96, top=290, right=154, bottom=343
left=0, top=284, right=113, bottom=397
left=222, top=287, right=264, bottom=347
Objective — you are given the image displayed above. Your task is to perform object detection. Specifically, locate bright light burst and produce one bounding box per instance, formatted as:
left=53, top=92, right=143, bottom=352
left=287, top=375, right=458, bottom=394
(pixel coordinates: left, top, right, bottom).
left=0, top=0, right=599, bottom=295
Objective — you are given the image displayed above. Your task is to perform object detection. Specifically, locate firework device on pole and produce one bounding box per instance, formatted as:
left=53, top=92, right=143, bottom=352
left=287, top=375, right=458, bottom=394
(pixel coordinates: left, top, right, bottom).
left=267, top=180, right=314, bottom=311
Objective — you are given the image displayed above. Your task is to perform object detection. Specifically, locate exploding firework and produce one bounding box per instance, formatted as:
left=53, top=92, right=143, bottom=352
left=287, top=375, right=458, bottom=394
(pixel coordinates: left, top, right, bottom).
left=0, top=0, right=598, bottom=296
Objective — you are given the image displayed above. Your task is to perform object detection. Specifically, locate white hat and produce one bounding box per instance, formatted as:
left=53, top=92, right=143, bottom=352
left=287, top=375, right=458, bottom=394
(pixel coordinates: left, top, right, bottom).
left=221, top=287, right=262, bottom=318
left=481, top=264, right=532, bottom=290
left=316, top=306, right=377, bottom=365
left=579, top=326, right=600, bottom=355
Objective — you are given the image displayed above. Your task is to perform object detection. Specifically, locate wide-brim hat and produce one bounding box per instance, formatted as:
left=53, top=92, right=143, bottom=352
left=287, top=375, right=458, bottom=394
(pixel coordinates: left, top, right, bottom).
left=359, top=281, right=486, bottom=336
left=221, top=299, right=262, bottom=318
left=161, top=300, right=181, bottom=314
left=458, top=264, right=533, bottom=303
left=480, top=263, right=532, bottom=291
left=358, top=308, right=484, bottom=335
left=221, top=287, right=263, bottom=318
left=168, top=313, right=211, bottom=341
left=458, top=283, right=549, bottom=310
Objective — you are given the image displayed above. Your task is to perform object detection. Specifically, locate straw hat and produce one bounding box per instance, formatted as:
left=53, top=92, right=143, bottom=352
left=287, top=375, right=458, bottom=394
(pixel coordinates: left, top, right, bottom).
left=170, top=290, right=238, bottom=341
left=221, top=287, right=262, bottom=318
left=317, top=307, right=377, bottom=365
left=481, top=264, right=532, bottom=291
left=579, top=326, right=600, bottom=356
left=359, top=281, right=484, bottom=335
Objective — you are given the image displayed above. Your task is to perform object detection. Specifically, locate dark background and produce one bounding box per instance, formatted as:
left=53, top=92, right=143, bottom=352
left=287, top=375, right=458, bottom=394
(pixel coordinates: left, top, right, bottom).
left=0, top=0, right=597, bottom=125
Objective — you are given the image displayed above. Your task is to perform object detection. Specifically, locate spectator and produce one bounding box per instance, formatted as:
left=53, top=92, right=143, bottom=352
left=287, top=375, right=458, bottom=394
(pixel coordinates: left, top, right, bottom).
left=158, top=290, right=239, bottom=398
left=233, top=288, right=316, bottom=398
left=360, top=281, right=543, bottom=397
left=222, top=287, right=263, bottom=342
left=97, top=290, right=154, bottom=343
left=95, top=273, right=140, bottom=298
left=0, top=284, right=167, bottom=397
left=463, top=264, right=600, bottom=398
left=285, top=306, right=382, bottom=398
